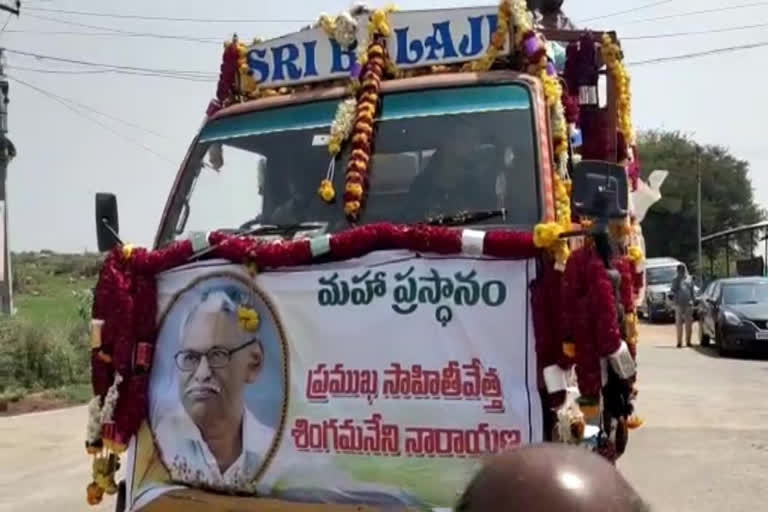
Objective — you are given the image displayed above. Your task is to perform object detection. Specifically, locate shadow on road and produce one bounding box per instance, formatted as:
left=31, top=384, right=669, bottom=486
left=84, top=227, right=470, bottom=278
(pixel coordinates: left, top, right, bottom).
left=691, top=344, right=768, bottom=361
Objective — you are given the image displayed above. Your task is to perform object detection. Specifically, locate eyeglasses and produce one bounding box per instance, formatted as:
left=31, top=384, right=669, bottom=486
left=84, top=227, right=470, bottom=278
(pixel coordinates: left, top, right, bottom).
left=174, top=338, right=259, bottom=372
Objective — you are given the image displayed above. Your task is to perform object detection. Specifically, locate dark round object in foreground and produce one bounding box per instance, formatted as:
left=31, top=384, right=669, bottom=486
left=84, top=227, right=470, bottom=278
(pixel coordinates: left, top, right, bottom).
left=456, top=443, right=650, bottom=512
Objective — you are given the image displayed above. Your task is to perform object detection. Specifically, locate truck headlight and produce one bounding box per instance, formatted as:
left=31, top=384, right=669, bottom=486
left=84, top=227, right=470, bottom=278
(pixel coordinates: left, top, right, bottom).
left=723, top=310, right=742, bottom=327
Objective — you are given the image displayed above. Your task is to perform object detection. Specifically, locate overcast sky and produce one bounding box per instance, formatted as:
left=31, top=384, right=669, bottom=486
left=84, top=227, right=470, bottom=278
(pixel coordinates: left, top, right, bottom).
left=2, top=0, right=765, bottom=252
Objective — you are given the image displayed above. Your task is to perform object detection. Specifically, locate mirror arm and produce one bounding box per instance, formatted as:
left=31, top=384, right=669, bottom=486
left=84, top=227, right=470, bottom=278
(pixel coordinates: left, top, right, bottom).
left=101, top=217, right=123, bottom=247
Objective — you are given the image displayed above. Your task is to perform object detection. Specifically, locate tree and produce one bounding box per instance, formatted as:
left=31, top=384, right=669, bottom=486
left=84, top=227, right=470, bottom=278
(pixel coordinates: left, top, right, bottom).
left=638, top=130, right=764, bottom=274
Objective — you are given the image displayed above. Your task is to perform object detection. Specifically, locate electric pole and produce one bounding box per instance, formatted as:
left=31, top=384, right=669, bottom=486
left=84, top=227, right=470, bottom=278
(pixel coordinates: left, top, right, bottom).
left=0, top=48, right=15, bottom=315
left=696, top=145, right=703, bottom=286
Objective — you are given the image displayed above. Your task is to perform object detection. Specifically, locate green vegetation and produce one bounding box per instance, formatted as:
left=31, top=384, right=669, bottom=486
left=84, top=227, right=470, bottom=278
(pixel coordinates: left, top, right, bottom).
left=0, top=252, right=102, bottom=407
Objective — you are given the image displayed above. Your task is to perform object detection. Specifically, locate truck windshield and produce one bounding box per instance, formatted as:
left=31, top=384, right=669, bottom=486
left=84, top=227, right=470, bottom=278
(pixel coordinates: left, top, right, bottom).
left=647, top=266, right=679, bottom=285
left=168, top=82, right=540, bottom=242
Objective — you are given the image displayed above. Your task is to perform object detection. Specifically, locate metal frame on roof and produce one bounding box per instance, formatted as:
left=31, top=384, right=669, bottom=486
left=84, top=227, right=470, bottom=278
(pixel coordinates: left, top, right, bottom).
left=700, top=221, right=768, bottom=278
left=701, top=221, right=768, bottom=244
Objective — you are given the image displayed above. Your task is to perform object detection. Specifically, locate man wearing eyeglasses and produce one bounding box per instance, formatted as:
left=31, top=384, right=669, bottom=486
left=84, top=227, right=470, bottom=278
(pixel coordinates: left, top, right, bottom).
left=171, top=290, right=275, bottom=489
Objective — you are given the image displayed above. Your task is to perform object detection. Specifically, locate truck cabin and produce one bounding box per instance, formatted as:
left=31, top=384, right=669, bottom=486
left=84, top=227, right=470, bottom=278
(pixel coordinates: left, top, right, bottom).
left=147, top=27, right=620, bottom=251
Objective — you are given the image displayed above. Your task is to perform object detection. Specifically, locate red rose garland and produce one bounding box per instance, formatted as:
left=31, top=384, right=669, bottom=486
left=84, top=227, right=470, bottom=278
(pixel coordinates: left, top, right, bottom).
left=591, top=256, right=622, bottom=359
left=206, top=40, right=240, bottom=117
left=89, top=224, right=539, bottom=457
left=561, top=244, right=622, bottom=400
left=531, top=256, right=567, bottom=408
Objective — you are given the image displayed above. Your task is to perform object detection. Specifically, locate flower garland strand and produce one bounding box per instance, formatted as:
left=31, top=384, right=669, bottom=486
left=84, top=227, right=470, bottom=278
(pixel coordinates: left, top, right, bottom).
left=344, top=35, right=387, bottom=220
left=463, top=0, right=511, bottom=72
left=509, top=0, right=571, bottom=267
left=601, top=34, right=634, bottom=151
left=319, top=98, right=357, bottom=203
left=319, top=7, right=396, bottom=208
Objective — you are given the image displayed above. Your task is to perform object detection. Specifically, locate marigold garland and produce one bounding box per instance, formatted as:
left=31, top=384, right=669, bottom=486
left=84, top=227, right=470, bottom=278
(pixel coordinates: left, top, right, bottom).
left=463, top=0, right=511, bottom=72
left=601, top=34, right=634, bottom=151
left=343, top=36, right=387, bottom=220
left=508, top=0, right=571, bottom=267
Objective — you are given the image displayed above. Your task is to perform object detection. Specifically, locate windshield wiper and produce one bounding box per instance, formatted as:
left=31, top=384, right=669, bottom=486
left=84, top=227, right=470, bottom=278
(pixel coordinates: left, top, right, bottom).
left=425, top=209, right=507, bottom=227
left=188, top=222, right=328, bottom=262
left=235, top=222, right=327, bottom=238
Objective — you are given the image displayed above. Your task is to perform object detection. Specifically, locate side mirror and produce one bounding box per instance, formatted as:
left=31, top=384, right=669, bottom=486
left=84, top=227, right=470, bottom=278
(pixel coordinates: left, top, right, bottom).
left=571, top=160, right=629, bottom=219
left=95, top=192, right=121, bottom=252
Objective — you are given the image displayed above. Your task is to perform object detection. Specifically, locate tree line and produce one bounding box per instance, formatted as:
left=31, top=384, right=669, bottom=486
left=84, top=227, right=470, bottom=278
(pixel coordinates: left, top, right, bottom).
left=638, top=130, right=765, bottom=277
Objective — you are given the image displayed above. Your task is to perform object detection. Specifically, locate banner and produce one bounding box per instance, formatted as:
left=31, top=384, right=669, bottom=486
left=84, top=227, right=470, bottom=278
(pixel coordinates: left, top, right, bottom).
left=127, top=250, right=541, bottom=510
left=246, top=6, right=507, bottom=88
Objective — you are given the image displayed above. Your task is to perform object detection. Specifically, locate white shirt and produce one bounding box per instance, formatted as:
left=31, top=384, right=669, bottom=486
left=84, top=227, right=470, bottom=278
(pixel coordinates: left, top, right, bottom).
left=157, top=406, right=275, bottom=492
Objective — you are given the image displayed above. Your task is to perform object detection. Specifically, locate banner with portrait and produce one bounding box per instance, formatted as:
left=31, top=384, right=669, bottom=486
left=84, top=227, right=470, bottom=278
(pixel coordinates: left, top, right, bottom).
left=126, top=250, right=541, bottom=510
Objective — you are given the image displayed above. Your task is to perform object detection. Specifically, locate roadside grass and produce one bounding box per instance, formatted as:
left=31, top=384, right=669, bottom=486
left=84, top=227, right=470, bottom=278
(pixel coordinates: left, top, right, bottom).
left=0, top=252, right=101, bottom=412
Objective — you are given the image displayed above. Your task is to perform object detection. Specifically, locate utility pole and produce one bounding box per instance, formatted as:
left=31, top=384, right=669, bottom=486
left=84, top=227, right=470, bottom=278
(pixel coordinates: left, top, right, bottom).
left=0, top=48, right=15, bottom=315
left=696, top=145, right=703, bottom=285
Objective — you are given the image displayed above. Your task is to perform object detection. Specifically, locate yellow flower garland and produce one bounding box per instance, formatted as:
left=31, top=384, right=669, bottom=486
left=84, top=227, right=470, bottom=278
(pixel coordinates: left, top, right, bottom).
left=628, top=245, right=644, bottom=265
left=237, top=306, right=261, bottom=332
left=319, top=7, right=396, bottom=207
left=507, top=0, right=570, bottom=266
left=601, top=34, right=635, bottom=150
left=463, top=0, right=511, bottom=72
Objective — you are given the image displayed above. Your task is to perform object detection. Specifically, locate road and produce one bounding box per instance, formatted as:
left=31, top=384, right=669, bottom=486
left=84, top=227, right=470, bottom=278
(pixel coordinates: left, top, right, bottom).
left=1, top=323, right=767, bottom=511
left=621, top=322, right=768, bottom=511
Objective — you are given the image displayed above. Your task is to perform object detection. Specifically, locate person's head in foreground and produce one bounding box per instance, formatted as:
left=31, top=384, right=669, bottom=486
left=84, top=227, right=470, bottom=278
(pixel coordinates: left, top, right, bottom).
left=677, top=264, right=686, bottom=278
left=456, top=443, right=651, bottom=511
left=176, top=289, right=264, bottom=442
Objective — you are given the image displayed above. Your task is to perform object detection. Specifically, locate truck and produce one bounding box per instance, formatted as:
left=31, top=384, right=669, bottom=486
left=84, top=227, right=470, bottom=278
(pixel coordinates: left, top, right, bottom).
left=84, top=1, right=646, bottom=510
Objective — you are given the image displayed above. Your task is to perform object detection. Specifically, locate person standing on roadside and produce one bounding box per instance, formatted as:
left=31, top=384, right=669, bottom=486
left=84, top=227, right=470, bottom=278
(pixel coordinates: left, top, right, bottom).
left=670, top=264, right=695, bottom=348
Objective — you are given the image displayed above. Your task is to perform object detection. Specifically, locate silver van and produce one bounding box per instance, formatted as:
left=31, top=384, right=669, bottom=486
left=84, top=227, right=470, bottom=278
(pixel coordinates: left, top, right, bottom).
left=638, top=257, right=686, bottom=323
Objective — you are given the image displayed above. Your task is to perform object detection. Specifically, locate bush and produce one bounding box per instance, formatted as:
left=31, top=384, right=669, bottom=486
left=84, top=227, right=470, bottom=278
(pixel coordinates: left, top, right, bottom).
left=0, top=253, right=97, bottom=400
left=0, top=295, right=93, bottom=395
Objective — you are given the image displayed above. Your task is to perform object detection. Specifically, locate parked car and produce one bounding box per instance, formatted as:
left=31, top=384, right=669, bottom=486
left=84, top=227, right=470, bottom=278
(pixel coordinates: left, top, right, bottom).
left=698, top=277, right=768, bottom=355
left=638, top=257, right=685, bottom=323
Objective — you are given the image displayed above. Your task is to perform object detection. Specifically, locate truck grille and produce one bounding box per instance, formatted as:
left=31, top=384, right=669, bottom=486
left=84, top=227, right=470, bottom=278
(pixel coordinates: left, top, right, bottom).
left=752, top=320, right=768, bottom=330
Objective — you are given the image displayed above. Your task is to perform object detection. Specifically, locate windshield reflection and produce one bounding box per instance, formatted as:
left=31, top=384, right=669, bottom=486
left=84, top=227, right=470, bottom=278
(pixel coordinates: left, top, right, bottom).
left=723, top=282, right=768, bottom=305
left=169, top=84, right=541, bottom=243
left=647, top=266, right=678, bottom=285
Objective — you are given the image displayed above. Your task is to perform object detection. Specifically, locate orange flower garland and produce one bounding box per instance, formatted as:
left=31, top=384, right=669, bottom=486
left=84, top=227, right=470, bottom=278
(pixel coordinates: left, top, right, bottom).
left=463, top=0, right=511, bottom=72
left=344, top=36, right=387, bottom=220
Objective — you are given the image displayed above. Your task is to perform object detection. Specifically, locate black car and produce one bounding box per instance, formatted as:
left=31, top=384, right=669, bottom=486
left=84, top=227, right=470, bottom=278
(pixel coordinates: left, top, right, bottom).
left=698, top=277, right=768, bottom=355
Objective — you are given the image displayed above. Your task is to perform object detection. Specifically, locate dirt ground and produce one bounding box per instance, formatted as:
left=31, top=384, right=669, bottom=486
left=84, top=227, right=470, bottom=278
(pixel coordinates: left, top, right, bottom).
left=0, top=393, right=80, bottom=417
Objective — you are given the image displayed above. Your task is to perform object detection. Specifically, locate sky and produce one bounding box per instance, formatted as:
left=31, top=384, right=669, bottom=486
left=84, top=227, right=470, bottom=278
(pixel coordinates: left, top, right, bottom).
left=2, top=0, right=767, bottom=252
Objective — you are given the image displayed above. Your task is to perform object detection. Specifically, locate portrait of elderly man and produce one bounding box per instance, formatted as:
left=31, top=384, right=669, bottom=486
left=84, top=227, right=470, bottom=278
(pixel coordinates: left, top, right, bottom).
left=159, top=288, right=277, bottom=490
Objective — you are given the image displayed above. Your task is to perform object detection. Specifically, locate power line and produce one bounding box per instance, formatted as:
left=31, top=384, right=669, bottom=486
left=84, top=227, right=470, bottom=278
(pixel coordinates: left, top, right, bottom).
left=627, top=40, right=768, bottom=66
left=9, top=74, right=174, bottom=140
left=619, top=2, right=768, bottom=25
left=1, top=13, right=11, bottom=32
left=622, top=21, right=768, bottom=40
left=6, top=64, right=215, bottom=82
left=3, top=28, right=218, bottom=43
left=578, top=1, right=674, bottom=23
left=24, top=5, right=312, bottom=24
left=4, top=48, right=216, bottom=79
left=5, top=27, right=222, bottom=44
left=8, top=74, right=178, bottom=164
left=23, top=12, right=224, bottom=44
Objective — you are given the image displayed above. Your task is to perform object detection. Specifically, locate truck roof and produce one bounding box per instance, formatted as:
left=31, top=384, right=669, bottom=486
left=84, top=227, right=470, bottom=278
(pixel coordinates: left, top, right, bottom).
left=645, top=257, right=683, bottom=268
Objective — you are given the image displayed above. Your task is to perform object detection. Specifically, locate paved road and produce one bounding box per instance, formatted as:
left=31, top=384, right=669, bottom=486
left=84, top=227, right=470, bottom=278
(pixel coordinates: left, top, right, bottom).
left=621, top=322, right=768, bottom=511
left=1, top=323, right=767, bottom=511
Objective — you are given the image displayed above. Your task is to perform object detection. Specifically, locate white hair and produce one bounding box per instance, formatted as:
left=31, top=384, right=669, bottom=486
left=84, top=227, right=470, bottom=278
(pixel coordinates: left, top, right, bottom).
left=179, top=286, right=258, bottom=345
